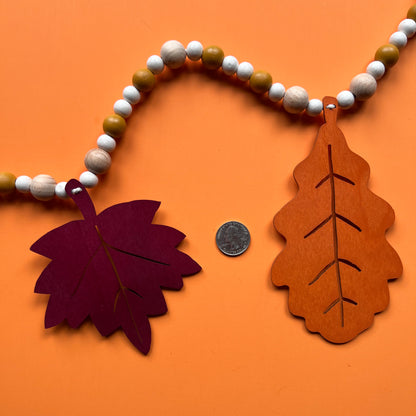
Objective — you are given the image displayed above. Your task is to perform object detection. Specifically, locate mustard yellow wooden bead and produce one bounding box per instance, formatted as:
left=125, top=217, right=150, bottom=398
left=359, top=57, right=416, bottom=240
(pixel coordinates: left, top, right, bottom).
left=375, top=44, right=399, bottom=68
left=249, top=71, right=273, bottom=94
left=132, top=69, right=156, bottom=92
left=0, top=172, right=16, bottom=193
left=407, top=5, right=416, bottom=21
left=103, top=114, right=126, bottom=138
left=202, top=46, right=224, bottom=70
left=84, top=148, right=111, bottom=175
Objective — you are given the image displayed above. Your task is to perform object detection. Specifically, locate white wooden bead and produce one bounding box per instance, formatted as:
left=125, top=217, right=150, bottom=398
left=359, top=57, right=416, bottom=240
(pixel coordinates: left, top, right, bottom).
left=55, top=182, right=68, bottom=199
left=160, top=40, right=186, bottom=69
left=306, top=99, right=323, bottom=116
left=80, top=171, right=99, bottom=188
left=349, top=73, right=377, bottom=100
left=389, top=31, right=407, bottom=48
left=113, top=99, right=132, bottom=118
left=97, top=134, right=116, bottom=153
left=30, top=174, right=56, bottom=201
left=398, top=18, right=416, bottom=38
left=84, top=148, right=111, bottom=175
left=336, top=90, right=355, bottom=109
left=268, top=83, right=285, bottom=102
left=15, top=175, right=32, bottom=193
left=123, top=86, right=141, bottom=105
left=146, top=55, right=164, bottom=74
left=222, top=56, right=239, bottom=75
left=366, top=61, right=385, bottom=80
left=236, top=62, right=254, bottom=81
left=186, top=41, right=203, bottom=61
left=282, top=86, right=309, bottom=114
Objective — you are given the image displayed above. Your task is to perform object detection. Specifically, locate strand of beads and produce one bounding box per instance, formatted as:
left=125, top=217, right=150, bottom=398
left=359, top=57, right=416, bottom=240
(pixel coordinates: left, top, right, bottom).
left=337, top=5, right=416, bottom=108
left=1, top=4, right=415, bottom=200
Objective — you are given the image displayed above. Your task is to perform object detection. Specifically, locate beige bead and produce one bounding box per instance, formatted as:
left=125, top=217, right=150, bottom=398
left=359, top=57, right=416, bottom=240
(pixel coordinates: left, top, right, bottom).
left=282, top=86, right=309, bottom=114
left=84, top=148, right=111, bottom=175
left=30, top=174, right=57, bottom=201
left=160, top=40, right=187, bottom=69
left=349, top=73, right=377, bottom=100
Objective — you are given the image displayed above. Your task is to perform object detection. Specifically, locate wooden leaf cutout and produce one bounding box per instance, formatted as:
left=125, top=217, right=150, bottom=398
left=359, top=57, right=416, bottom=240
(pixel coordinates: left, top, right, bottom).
left=31, top=179, right=201, bottom=354
left=272, top=97, right=402, bottom=343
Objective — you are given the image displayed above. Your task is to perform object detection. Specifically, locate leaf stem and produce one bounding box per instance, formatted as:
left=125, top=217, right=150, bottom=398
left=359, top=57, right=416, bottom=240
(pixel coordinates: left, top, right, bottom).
left=65, top=179, right=97, bottom=223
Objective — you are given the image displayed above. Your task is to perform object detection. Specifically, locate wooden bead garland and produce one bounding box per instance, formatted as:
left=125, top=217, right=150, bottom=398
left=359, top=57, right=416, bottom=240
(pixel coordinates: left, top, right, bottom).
left=3, top=4, right=416, bottom=202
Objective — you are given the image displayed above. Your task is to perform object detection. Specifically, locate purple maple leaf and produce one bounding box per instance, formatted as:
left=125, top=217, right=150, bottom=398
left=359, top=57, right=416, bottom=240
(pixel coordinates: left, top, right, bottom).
left=31, top=179, right=201, bottom=354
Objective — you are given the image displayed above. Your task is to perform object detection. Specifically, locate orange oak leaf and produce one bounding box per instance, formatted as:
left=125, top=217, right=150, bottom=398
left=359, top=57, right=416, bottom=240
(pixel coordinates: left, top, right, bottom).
left=272, top=97, right=402, bottom=343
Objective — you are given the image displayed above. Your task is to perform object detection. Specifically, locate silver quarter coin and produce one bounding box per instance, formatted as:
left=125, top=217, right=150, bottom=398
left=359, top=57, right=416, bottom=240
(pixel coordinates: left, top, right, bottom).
left=216, top=221, right=250, bottom=257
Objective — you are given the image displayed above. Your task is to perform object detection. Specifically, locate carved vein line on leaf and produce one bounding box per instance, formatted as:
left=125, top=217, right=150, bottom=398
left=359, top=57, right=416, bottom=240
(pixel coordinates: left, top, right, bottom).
left=304, top=144, right=362, bottom=327
left=71, top=244, right=101, bottom=296
left=94, top=225, right=144, bottom=344
left=109, top=246, right=170, bottom=266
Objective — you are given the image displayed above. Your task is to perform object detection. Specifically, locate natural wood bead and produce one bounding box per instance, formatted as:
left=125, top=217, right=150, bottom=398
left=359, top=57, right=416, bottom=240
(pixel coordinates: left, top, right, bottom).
left=282, top=86, right=309, bottom=114
left=375, top=44, right=399, bottom=68
left=407, top=5, right=416, bottom=21
left=249, top=71, right=273, bottom=94
left=350, top=73, right=377, bottom=100
left=103, top=114, right=126, bottom=138
left=201, top=46, right=224, bottom=70
left=30, top=174, right=56, bottom=201
left=132, top=69, right=156, bottom=92
left=0, top=172, right=16, bottom=193
left=84, top=148, right=111, bottom=175
left=160, top=40, right=186, bottom=69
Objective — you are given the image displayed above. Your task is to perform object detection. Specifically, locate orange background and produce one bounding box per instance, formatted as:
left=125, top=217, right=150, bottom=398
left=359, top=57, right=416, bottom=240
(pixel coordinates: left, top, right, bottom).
left=0, top=0, right=415, bottom=414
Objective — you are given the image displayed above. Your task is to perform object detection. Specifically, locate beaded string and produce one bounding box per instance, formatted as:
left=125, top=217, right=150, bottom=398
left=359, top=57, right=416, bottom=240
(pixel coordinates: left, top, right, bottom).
left=1, top=4, right=415, bottom=201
